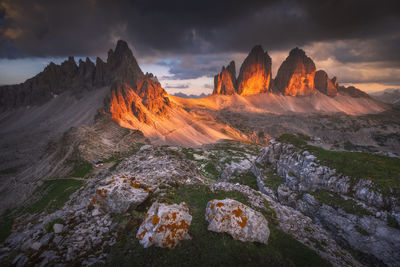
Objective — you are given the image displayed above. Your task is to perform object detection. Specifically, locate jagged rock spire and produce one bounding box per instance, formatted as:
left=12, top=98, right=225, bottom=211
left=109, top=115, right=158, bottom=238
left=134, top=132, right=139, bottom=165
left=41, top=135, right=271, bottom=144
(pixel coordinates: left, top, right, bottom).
left=237, top=45, right=272, bottom=96
left=274, top=47, right=316, bottom=96
left=213, top=61, right=237, bottom=95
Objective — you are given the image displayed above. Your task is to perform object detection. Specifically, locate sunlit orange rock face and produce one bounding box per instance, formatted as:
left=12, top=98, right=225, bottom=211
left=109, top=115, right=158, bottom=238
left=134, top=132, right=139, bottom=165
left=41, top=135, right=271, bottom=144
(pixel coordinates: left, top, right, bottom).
left=106, top=41, right=171, bottom=125
left=274, top=47, right=316, bottom=96
left=213, top=61, right=236, bottom=95
left=314, top=70, right=338, bottom=97
left=237, top=45, right=272, bottom=96
left=109, top=74, right=171, bottom=125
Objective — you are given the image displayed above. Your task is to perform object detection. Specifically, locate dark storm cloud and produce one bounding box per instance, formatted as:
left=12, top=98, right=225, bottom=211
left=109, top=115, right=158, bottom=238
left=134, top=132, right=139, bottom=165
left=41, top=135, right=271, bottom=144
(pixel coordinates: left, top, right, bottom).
left=0, top=0, right=399, bottom=82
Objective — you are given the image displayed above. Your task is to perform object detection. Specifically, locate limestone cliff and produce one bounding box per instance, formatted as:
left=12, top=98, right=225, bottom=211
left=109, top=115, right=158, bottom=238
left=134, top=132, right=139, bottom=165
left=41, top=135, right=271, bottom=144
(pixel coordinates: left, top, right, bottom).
left=274, top=48, right=316, bottom=96
left=213, top=61, right=237, bottom=95
left=237, top=45, right=272, bottom=96
left=314, top=70, right=338, bottom=97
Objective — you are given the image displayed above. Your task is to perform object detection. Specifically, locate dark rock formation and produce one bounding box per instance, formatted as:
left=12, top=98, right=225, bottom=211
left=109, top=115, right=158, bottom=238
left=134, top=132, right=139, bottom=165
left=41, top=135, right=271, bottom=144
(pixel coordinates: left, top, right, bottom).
left=0, top=40, right=146, bottom=111
left=237, top=45, right=272, bottom=96
left=314, top=70, right=338, bottom=97
left=331, top=77, right=339, bottom=89
left=213, top=61, right=237, bottom=95
left=274, top=48, right=316, bottom=96
left=338, top=85, right=371, bottom=98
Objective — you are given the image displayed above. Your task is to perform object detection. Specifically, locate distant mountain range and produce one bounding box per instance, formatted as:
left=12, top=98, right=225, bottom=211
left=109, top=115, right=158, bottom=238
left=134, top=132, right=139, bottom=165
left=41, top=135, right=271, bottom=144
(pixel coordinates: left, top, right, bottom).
left=173, top=92, right=210, bottom=99
left=371, top=88, right=400, bottom=106
left=0, top=40, right=388, bottom=142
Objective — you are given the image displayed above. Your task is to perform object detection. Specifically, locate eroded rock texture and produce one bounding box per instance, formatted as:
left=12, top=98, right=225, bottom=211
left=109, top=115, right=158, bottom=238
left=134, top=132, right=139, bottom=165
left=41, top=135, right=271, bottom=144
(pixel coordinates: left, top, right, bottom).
left=274, top=48, right=316, bottom=96
left=237, top=46, right=272, bottom=96
left=205, top=198, right=270, bottom=244
left=314, top=70, right=338, bottom=97
left=136, top=202, right=192, bottom=249
left=213, top=61, right=237, bottom=95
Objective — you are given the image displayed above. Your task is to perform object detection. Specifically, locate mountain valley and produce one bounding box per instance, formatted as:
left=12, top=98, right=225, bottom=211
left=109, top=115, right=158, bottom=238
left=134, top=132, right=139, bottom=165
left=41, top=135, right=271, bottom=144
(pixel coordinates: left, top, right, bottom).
left=0, top=40, right=399, bottom=267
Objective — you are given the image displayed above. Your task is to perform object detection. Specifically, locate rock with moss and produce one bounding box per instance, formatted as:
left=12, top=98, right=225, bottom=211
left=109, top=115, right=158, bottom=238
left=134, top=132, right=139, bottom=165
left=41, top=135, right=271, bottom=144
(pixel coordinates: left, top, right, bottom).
left=257, top=140, right=400, bottom=266
left=210, top=182, right=362, bottom=266
left=206, top=198, right=270, bottom=244
left=136, top=202, right=192, bottom=249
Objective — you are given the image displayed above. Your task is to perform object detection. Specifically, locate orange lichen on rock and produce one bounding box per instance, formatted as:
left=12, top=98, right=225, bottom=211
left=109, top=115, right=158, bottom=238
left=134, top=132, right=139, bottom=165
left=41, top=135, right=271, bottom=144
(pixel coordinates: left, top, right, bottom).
left=205, top=199, right=270, bottom=244
left=216, top=202, right=224, bottom=207
left=137, top=229, right=147, bottom=241
left=232, top=207, right=248, bottom=228
left=152, top=215, right=160, bottom=225
left=136, top=202, right=192, bottom=249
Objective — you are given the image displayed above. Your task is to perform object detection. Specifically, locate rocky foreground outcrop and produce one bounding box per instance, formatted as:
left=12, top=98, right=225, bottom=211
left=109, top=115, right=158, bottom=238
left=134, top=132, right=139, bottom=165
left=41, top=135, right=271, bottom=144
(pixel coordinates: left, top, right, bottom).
left=253, top=140, right=400, bottom=266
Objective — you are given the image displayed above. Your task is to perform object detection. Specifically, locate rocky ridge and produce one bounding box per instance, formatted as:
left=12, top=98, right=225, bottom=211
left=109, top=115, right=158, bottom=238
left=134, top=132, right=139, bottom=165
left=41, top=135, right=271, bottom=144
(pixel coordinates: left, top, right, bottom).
left=0, top=141, right=364, bottom=266
left=253, top=139, right=400, bottom=266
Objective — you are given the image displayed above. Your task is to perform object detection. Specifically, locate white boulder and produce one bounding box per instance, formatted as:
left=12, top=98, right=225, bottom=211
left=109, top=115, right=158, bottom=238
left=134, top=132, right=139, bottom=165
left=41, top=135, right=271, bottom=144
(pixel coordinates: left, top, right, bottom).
left=136, top=202, right=192, bottom=249
left=205, top=198, right=270, bottom=244
left=92, top=173, right=150, bottom=213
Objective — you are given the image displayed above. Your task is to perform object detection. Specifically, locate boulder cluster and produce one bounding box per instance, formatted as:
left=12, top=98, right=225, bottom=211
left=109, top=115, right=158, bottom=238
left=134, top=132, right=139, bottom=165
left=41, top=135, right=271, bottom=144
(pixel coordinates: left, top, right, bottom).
left=212, top=45, right=367, bottom=98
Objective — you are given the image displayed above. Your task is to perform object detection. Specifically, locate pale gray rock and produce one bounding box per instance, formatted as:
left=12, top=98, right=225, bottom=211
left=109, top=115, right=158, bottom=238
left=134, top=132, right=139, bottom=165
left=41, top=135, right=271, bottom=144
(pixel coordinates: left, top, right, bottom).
left=205, top=198, right=270, bottom=244
left=93, top=173, right=149, bottom=213
left=53, top=224, right=64, bottom=234
left=30, top=242, right=41, bottom=251
left=136, top=202, right=192, bottom=249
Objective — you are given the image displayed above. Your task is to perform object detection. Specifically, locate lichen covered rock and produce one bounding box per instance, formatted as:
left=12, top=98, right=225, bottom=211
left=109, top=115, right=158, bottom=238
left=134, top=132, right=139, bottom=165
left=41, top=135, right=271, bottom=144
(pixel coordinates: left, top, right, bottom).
left=136, top=202, right=192, bottom=249
left=91, top=173, right=150, bottom=213
left=205, top=198, right=270, bottom=244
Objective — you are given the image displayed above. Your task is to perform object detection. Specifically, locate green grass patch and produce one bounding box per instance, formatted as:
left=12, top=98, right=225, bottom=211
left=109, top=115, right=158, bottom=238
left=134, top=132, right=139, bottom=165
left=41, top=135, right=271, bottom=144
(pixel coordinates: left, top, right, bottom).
left=0, top=167, right=19, bottom=175
left=230, top=171, right=259, bottom=190
left=263, top=170, right=286, bottom=193
left=277, top=134, right=400, bottom=196
left=277, top=133, right=308, bottom=147
left=203, top=162, right=220, bottom=180
left=70, top=161, right=92, bottom=178
left=109, top=184, right=331, bottom=266
left=311, top=190, right=371, bottom=217
left=354, top=225, right=369, bottom=236
left=182, top=148, right=195, bottom=160
left=387, top=215, right=400, bottom=230
left=45, top=218, right=65, bottom=233
left=103, top=143, right=145, bottom=171
left=0, top=210, right=14, bottom=243
left=25, top=179, right=84, bottom=214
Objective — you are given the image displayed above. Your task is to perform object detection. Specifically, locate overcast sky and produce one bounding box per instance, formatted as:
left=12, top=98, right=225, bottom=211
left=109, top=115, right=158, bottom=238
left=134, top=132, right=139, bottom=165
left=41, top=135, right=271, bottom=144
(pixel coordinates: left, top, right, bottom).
left=1, top=0, right=399, bottom=94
